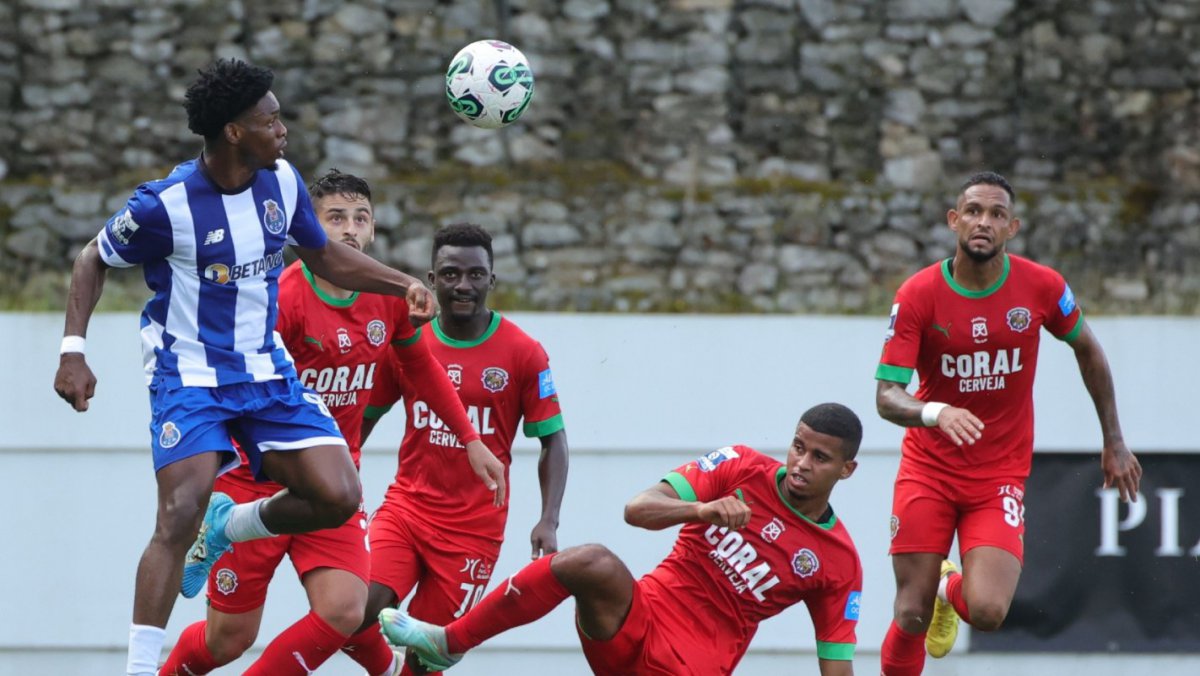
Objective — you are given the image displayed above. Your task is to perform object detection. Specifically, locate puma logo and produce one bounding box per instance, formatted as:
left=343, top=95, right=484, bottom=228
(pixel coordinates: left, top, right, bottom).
left=504, top=575, right=522, bottom=596
left=932, top=322, right=950, bottom=338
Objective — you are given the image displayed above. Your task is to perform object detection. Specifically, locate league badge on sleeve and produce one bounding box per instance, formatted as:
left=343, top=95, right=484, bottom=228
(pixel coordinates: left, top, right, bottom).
left=108, top=209, right=140, bottom=245
left=1058, top=284, right=1077, bottom=316
left=884, top=303, right=899, bottom=342
left=697, top=446, right=739, bottom=472
left=844, top=591, right=862, bottom=621
left=538, top=368, right=556, bottom=399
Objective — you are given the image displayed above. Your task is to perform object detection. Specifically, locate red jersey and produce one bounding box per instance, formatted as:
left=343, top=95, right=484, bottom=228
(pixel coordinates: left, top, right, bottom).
left=220, top=261, right=414, bottom=495
left=367, top=313, right=564, bottom=540
left=650, top=446, right=862, bottom=671
left=877, top=254, right=1083, bottom=481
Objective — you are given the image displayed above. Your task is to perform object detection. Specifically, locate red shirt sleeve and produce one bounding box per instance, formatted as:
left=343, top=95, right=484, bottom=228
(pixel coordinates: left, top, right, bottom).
left=518, top=341, right=564, bottom=438
left=807, top=562, right=862, bottom=657
left=365, top=349, right=402, bottom=418
left=661, top=445, right=750, bottom=502
left=390, top=337, right=481, bottom=445
left=876, top=280, right=926, bottom=384
left=1041, top=268, right=1084, bottom=340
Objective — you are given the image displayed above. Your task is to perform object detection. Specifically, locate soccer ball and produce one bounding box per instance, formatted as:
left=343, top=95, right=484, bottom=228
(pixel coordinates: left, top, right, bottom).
left=445, top=40, right=535, bottom=129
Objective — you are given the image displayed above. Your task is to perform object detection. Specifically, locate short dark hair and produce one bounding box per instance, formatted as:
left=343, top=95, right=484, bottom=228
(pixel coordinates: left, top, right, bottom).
left=432, top=223, right=494, bottom=267
left=309, top=168, right=372, bottom=203
left=184, top=59, right=275, bottom=141
left=961, top=171, right=1016, bottom=204
left=800, top=403, right=863, bottom=461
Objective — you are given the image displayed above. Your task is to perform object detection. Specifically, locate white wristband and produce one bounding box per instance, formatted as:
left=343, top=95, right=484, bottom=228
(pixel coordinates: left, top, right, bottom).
left=921, top=402, right=948, bottom=427
left=60, top=335, right=86, bottom=355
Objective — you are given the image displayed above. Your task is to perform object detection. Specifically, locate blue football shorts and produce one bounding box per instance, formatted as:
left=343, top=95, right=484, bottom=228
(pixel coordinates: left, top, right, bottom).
left=147, top=377, right=345, bottom=477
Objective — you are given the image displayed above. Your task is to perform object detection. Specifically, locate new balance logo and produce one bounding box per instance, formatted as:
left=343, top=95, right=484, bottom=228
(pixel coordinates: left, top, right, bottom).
left=203, top=229, right=226, bottom=245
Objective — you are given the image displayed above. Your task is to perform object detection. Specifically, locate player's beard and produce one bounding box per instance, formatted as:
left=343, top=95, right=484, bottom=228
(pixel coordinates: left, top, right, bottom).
left=962, top=240, right=1002, bottom=263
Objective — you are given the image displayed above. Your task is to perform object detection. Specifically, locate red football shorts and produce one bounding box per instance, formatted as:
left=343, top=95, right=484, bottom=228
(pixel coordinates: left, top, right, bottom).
left=579, top=579, right=715, bottom=676
left=206, top=480, right=370, bottom=614
left=368, top=500, right=501, bottom=624
left=889, top=462, right=1026, bottom=564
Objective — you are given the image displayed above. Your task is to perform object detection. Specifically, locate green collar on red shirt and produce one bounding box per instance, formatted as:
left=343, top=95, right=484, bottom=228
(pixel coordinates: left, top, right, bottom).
left=941, top=253, right=1010, bottom=299
left=431, top=311, right=501, bottom=348
left=301, top=263, right=359, bottom=308
left=774, top=466, right=837, bottom=530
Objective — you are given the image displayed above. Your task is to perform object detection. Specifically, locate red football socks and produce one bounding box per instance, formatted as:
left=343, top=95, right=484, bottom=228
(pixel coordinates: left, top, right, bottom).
left=341, top=622, right=400, bottom=676
left=243, top=610, right=349, bottom=676
left=159, top=621, right=221, bottom=675
left=444, top=553, right=570, bottom=655
left=880, top=620, right=927, bottom=676
left=945, top=572, right=973, bottom=623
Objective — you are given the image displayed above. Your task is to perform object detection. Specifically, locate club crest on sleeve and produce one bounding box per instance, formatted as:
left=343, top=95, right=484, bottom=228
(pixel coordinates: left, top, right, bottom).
left=159, top=421, right=181, bottom=448
left=215, top=568, right=238, bottom=595
left=1006, top=307, right=1031, bottom=332
left=109, top=209, right=140, bottom=245
left=261, top=198, right=285, bottom=234
left=366, top=319, right=387, bottom=347
left=697, top=446, right=739, bottom=472
left=482, top=366, right=509, bottom=393
left=791, top=548, right=820, bottom=578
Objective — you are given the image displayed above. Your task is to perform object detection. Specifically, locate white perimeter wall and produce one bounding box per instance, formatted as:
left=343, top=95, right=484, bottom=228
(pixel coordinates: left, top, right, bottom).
left=1, top=313, right=1197, bottom=675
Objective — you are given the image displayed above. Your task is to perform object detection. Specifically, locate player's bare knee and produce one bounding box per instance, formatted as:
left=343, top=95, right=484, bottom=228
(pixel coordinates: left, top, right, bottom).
left=315, top=602, right=364, bottom=636
left=154, top=497, right=206, bottom=548
left=894, top=600, right=934, bottom=633
left=967, top=602, right=1008, bottom=632
left=554, top=544, right=621, bottom=586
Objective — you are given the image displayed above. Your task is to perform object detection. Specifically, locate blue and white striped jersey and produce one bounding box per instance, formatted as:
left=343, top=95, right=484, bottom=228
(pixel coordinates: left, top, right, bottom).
left=97, top=158, right=327, bottom=389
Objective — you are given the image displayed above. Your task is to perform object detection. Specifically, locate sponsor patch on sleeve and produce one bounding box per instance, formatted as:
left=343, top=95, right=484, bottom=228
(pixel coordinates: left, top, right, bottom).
left=884, top=303, right=899, bottom=342
left=844, top=591, right=862, bottom=621
left=538, top=368, right=556, bottom=398
left=697, top=446, right=739, bottom=472
left=1058, top=284, right=1076, bottom=316
left=107, top=208, right=140, bottom=245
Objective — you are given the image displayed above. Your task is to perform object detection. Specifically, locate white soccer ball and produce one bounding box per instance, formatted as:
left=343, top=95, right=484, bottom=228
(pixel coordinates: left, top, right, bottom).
left=445, top=40, right=535, bottom=129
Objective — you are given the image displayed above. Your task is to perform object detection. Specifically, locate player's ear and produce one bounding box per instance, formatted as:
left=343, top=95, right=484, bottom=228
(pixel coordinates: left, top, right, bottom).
left=427, top=270, right=435, bottom=287
left=946, top=208, right=960, bottom=232
left=223, top=121, right=241, bottom=146
left=839, top=458, right=858, bottom=480
left=1007, top=217, right=1021, bottom=239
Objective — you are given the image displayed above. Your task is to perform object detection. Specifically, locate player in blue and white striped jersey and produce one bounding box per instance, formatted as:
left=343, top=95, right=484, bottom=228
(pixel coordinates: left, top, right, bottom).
left=51, top=59, right=505, bottom=676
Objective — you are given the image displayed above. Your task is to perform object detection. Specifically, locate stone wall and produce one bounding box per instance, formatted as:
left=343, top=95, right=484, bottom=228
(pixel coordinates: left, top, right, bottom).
left=2, top=0, right=1198, bottom=313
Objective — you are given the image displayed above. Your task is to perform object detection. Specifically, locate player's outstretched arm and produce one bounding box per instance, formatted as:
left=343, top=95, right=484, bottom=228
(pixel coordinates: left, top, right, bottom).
left=293, top=240, right=437, bottom=324
left=876, top=380, right=984, bottom=446
left=53, top=238, right=109, bottom=412
left=818, top=657, right=854, bottom=676
left=1068, top=321, right=1142, bottom=502
left=530, top=429, right=569, bottom=558
left=624, top=482, right=751, bottom=531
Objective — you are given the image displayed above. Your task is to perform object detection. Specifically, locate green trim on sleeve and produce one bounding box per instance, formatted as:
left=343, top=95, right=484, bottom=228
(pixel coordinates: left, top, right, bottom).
left=1059, top=312, right=1085, bottom=343
left=663, top=472, right=698, bottom=502
left=391, top=326, right=422, bottom=347
left=364, top=404, right=393, bottom=420
left=875, top=363, right=914, bottom=384
left=523, top=413, right=565, bottom=438
left=816, top=641, right=855, bottom=661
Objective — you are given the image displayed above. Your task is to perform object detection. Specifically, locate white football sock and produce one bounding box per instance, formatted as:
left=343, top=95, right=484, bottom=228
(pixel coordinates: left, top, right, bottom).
left=126, top=623, right=165, bottom=676
left=937, top=571, right=951, bottom=603
left=225, top=498, right=276, bottom=542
